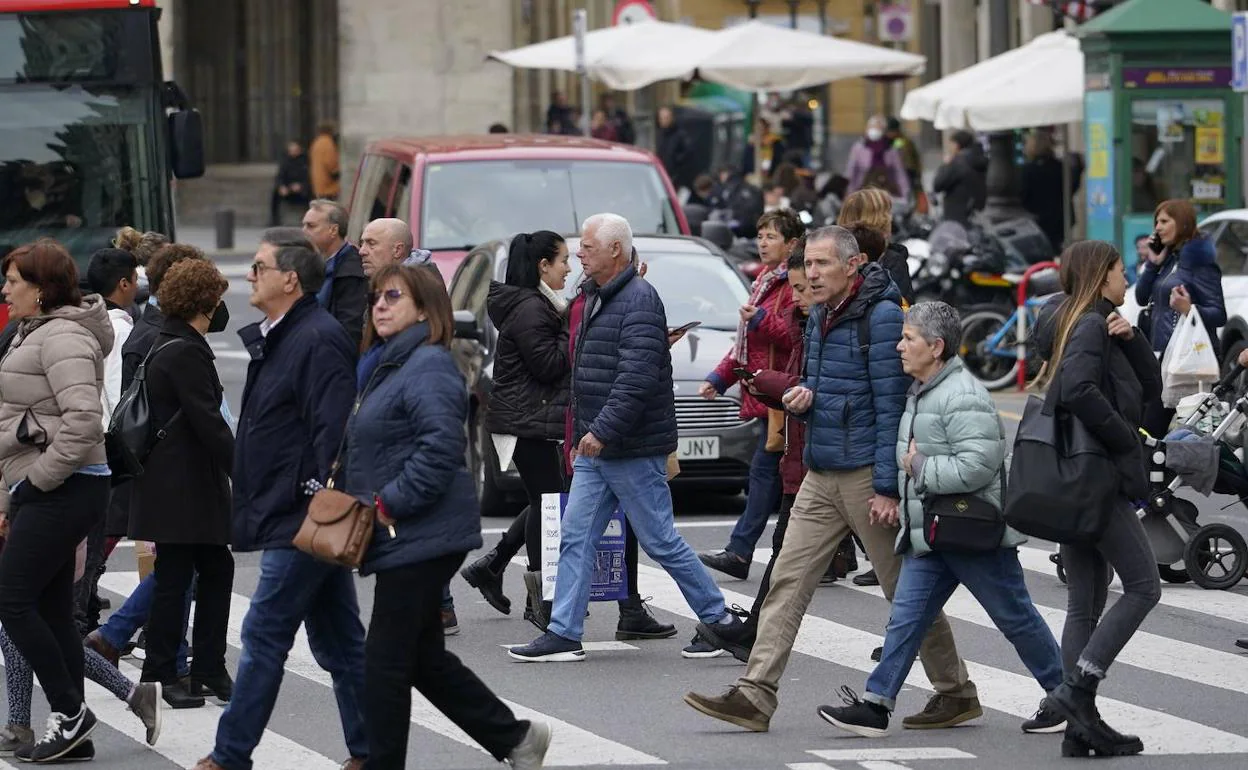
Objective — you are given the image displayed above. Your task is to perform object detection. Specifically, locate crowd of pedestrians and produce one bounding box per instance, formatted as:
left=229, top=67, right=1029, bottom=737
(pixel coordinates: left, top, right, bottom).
left=0, top=191, right=1194, bottom=766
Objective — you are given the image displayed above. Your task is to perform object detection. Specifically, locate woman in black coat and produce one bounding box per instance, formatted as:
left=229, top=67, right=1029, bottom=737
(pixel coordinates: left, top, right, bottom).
left=129, top=259, right=234, bottom=710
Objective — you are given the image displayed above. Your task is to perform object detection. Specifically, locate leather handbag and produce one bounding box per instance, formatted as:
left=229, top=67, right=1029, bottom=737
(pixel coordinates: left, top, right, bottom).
left=922, top=486, right=1005, bottom=552
left=764, top=346, right=786, bottom=452
left=1003, top=354, right=1118, bottom=544
left=292, top=437, right=375, bottom=570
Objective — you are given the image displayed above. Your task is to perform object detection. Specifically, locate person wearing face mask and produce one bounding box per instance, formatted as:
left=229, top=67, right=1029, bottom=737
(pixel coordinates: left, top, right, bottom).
left=128, top=259, right=236, bottom=710
left=845, top=115, right=910, bottom=201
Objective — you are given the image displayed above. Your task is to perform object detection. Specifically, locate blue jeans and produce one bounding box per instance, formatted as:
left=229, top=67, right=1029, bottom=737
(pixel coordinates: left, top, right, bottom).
left=441, top=583, right=454, bottom=611
left=97, top=571, right=191, bottom=677
left=211, top=548, right=368, bottom=770
left=726, top=422, right=783, bottom=560
left=865, top=548, right=1062, bottom=709
left=549, top=454, right=726, bottom=641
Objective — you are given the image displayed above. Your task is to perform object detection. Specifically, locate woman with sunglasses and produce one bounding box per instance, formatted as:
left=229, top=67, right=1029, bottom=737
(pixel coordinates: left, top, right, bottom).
left=345, top=265, right=551, bottom=769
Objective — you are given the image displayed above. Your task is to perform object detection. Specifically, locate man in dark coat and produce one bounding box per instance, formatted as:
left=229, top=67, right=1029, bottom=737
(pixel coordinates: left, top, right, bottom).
left=932, top=130, right=989, bottom=226
left=269, top=141, right=311, bottom=226
left=508, top=213, right=743, bottom=663
left=656, top=106, right=693, bottom=192
left=199, top=228, right=367, bottom=770
left=302, top=199, right=368, bottom=347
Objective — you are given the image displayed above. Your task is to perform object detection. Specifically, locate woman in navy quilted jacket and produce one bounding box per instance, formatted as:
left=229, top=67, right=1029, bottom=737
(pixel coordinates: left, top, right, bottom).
left=343, top=265, right=550, bottom=770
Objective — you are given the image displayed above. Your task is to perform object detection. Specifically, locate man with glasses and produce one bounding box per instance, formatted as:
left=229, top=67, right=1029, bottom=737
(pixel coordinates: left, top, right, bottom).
left=195, top=229, right=366, bottom=770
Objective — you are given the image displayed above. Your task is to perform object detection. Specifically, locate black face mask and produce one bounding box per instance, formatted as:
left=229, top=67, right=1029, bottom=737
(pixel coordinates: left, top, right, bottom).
left=207, top=302, right=230, bottom=334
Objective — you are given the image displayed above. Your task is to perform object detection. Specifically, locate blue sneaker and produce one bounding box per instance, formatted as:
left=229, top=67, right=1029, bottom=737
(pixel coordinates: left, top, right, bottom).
left=508, top=631, right=585, bottom=662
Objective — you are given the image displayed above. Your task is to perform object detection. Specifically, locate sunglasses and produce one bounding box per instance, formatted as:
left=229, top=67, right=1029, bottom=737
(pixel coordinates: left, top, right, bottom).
left=369, top=288, right=406, bottom=307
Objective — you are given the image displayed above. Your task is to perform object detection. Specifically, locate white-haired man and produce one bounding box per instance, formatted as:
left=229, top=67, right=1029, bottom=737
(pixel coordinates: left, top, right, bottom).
left=508, top=213, right=742, bottom=662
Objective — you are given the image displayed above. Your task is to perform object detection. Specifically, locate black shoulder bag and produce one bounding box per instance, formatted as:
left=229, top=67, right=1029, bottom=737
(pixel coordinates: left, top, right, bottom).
left=105, top=339, right=185, bottom=485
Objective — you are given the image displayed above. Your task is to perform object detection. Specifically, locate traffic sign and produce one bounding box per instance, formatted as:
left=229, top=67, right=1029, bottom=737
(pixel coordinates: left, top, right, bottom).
left=1234, top=12, right=1248, bottom=92
left=613, top=0, right=656, bottom=26
left=877, top=2, right=913, bottom=44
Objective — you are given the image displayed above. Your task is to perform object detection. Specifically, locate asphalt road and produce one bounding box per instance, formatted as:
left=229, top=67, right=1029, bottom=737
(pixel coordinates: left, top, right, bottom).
left=5, top=248, right=1245, bottom=769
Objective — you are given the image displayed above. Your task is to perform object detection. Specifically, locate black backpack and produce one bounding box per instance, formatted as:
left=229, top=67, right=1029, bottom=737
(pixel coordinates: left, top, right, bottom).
left=105, top=339, right=183, bottom=485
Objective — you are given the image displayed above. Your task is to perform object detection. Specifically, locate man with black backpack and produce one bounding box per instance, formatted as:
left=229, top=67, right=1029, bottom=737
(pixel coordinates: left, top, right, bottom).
left=685, top=226, right=980, bottom=734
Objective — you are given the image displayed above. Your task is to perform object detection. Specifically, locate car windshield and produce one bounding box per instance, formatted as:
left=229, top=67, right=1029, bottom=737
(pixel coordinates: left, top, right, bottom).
left=566, top=251, right=749, bottom=331
left=421, top=159, right=680, bottom=250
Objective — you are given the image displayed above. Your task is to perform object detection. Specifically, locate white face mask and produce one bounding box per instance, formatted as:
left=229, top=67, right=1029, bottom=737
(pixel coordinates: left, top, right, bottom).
left=866, top=128, right=884, bottom=141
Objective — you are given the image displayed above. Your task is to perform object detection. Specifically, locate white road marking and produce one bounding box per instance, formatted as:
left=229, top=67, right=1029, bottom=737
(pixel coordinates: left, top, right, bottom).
left=99, top=572, right=665, bottom=767
left=637, top=564, right=1248, bottom=755
left=787, top=763, right=838, bottom=770
left=481, top=517, right=760, bottom=535
left=856, top=762, right=914, bottom=770
left=805, top=747, right=974, bottom=760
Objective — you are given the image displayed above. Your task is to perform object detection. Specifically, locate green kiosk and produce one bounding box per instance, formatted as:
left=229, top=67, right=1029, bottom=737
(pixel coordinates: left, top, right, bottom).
left=1078, top=0, right=1240, bottom=276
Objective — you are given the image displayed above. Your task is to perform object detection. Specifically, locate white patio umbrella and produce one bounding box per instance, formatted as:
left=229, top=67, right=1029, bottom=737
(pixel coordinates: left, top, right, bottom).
left=688, top=20, right=926, bottom=91
left=901, top=30, right=1083, bottom=131
left=486, top=19, right=717, bottom=91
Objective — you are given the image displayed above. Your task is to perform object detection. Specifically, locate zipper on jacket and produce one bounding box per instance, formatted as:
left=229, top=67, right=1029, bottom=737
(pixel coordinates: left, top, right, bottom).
left=353, top=360, right=401, bottom=538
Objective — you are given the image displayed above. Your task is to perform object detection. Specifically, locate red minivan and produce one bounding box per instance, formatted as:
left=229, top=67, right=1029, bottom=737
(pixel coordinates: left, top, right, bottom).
left=343, top=134, right=690, bottom=283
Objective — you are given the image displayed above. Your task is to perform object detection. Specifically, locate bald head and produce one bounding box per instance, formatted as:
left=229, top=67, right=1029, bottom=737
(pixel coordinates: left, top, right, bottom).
left=360, top=218, right=414, bottom=277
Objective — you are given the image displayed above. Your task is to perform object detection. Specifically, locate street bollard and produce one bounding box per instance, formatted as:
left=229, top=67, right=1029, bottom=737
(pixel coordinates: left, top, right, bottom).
left=214, top=209, right=235, bottom=251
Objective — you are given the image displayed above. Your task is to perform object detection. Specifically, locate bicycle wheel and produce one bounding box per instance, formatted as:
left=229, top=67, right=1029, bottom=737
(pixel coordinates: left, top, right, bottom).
left=960, top=308, right=1019, bottom=391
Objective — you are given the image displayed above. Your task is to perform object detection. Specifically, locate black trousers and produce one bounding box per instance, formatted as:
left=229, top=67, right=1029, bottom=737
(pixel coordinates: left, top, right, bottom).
left=0, top=474, right=108, bottom=715
left=72, top=493, right=108, bottom=635
left=490, top=437, right=641, bottom=597
left=364, top=553, right=528, bottom=768
left=143, top=542, right=234, bottom=684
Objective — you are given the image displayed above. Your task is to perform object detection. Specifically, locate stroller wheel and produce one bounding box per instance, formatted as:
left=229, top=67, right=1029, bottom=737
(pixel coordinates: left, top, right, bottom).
left=1185, top=524, right=1248, bottom=590
left=1050, top=552, right=1067, bottom=584
left=1157, top=563, right=1192, bottom=584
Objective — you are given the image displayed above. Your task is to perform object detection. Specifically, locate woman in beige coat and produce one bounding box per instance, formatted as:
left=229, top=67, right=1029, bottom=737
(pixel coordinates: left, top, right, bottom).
left=0, top=239, right=112, bottom=763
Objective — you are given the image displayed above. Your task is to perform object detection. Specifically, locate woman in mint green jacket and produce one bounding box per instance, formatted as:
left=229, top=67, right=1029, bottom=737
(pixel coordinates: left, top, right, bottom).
left=817, top=302, right=1064, bottom=741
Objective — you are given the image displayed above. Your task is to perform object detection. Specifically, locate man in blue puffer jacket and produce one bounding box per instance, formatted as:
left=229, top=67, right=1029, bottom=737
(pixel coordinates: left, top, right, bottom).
left=509, top=213, right=744, bottom=663
left=686, top=226, right=978, bottom=733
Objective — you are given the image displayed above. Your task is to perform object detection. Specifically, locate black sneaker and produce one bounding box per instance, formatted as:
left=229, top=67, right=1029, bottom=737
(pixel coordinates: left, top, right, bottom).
left=22, top=706, right=97, bottom=763
left=819, top=571, right=838, bottom=586
left=695, top=612, right=755, bottom=664
left=698, top=550, right=750, bottom=580
left=870, top=646, right=882, bottom=662
left=1022, top=701, right=1067, bottom=734
left=508, top=631, right=585, bottom=662
left=817, top=686, right=891, bottom=738
left=853, top=569, right=879, bottom=587
left=681, top=632, right=728, bottom=659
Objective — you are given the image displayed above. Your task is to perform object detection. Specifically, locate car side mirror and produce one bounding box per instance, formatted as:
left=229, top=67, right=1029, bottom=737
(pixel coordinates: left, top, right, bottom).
left=700, top=220, right=733, bottom=250
left=453, top=310, right=482, bottom=342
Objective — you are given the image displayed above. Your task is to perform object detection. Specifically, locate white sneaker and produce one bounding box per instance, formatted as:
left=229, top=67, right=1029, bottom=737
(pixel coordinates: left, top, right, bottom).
left=507, top=721, right=552, bottom=769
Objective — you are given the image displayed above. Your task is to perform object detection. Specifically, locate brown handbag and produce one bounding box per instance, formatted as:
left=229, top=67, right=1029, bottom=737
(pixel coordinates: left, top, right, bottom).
left=292, top=435, right=375, bottom=569
left=764, top=346, right=785, bottom=452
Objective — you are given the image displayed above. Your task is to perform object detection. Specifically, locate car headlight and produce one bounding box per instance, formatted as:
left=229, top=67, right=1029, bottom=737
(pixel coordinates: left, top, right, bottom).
left=927, top=252, right=949, bottom=277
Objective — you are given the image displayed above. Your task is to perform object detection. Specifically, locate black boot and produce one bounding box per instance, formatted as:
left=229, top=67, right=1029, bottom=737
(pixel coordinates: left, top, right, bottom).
left=1045, top=670, right=1142, bottom=757
left=461, top=549, right=511, bottom=616
left=616, top=597, right=677, bottom=640
left=522, top=571, right=550, bottom=632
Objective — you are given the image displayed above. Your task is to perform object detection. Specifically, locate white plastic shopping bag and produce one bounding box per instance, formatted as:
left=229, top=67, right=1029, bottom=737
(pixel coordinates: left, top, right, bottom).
left=540, top=493, right=628, bottom=602
left=1161, top=311, right=1219, bottom=407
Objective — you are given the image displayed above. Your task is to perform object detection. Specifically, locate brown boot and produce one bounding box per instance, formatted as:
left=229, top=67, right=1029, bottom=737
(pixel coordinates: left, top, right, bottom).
left=901, top=693, right=983, bottom=729
left=684, top=686, right=770, bottom=732
left=85, top=630, right=120, bottom=667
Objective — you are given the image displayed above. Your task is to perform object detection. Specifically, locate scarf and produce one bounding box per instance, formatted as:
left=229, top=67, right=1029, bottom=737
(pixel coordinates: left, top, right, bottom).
left=864, top=137, right=892, bottom=169
left=734, top=266, right=786, bottom=366
left=539, top=279, right=569, bottom=315
left=356, top=341, right=386, bottom=392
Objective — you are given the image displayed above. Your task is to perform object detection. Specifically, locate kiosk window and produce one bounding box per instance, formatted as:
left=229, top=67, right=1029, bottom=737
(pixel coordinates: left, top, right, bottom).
left=1129, top=99, right=1226, bottom=213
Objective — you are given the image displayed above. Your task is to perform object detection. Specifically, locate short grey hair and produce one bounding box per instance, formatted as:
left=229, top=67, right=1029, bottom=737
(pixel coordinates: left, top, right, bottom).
left=583, top=212, right=633, bottom=258
left=806, top=225, right=861, bottom=264
left=308, top=199, right=348, bottom=238
left=906, top=301, right=962, bottom=361
left=261, top=227, right=325, bottom=295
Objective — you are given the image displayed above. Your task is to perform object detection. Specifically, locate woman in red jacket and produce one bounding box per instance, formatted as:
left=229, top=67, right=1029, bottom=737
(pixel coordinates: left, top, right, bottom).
left=696, top=209, right=801, bottom=582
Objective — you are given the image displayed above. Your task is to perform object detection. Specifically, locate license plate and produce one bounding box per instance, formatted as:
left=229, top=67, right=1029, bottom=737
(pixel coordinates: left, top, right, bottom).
left=677, top=436, right=720, bottom=460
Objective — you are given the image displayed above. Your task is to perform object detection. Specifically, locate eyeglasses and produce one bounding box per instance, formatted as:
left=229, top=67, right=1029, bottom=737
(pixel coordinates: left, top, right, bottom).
left=369, top=288, right=406, bottom=307
left=249, top=261, right=277, bottom=276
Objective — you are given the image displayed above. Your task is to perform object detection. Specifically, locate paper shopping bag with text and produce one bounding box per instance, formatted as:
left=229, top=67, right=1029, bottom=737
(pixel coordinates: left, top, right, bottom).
left=540, top=492, right=628, bottom=603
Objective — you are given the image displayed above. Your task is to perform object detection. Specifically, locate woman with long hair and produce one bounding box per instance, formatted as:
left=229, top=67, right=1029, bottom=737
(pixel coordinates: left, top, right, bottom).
left=1134, top=198, right=1226, bottom=436
left=1034, top=241, right=1162, bottom=757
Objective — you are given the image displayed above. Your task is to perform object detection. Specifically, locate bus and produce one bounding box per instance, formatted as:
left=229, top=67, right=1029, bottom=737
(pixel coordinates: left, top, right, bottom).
left=0, top=0, right=203, bottom=297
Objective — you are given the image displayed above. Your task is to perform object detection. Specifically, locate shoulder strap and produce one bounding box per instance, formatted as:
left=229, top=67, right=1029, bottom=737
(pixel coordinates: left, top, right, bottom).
left=858, top=312, right=872, bottom=363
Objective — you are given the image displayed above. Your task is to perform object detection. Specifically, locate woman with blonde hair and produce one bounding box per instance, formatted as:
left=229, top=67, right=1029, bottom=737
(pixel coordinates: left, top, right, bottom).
left=1033, top=240, right=1161, bottom=757
left=837, top=188, right=915, bottom=305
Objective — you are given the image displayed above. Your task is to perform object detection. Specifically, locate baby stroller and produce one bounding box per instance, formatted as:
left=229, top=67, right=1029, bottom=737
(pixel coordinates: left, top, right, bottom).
left=1136, top=364, right=1248, bottom=590
left=1049, top=365, right=1248, bottom=589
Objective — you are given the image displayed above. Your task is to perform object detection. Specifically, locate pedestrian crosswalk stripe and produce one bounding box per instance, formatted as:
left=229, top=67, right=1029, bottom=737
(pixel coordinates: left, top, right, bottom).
left=753, top=549, right=1248, bottom=698
left=99, top=572, right=666, bottom=767
left=635, top=563, right=1248, bottom=755
left=806, top=748, right=975, bottom=760
left=787, top=763, right=836, bottom=770
left=1016, top=546, right=1248, bottom=625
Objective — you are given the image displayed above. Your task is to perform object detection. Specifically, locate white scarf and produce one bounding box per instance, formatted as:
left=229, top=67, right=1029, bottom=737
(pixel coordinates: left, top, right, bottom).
left=539, top=279, right=569, bottom=314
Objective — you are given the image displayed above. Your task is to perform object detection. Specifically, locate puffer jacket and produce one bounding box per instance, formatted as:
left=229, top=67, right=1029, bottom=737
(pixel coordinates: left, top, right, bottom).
left=485, top=281, right=569, bottom=441
left=894, top=357, right=1022, bottom=556
left=747, top=305, right=807, bottom=494
left=706, top=266, right=795, bottom=420
left=0, top=295, right=113, bottom=510
left=572, top=265, right=678, bottom=459
left=800, top=263, right=909, bottom=496
left=344, top=322, right=481, bottom=575
left=1134, top=236, right=1226, bottom=355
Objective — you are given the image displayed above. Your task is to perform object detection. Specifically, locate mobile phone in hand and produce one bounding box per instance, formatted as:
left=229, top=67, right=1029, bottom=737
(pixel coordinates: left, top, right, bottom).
left=669, top=320, right=702, bottom=336
left=1148, top=233, right=1164, bottom=254
left=733, top=366, right=755, bottom=380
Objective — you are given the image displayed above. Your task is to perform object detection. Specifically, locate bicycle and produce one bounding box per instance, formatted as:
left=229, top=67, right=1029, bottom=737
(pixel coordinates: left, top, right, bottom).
left=960, top=294, right=1050, bottom=391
